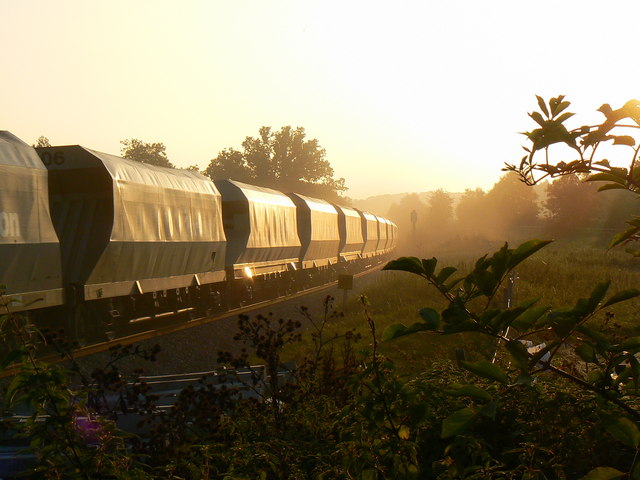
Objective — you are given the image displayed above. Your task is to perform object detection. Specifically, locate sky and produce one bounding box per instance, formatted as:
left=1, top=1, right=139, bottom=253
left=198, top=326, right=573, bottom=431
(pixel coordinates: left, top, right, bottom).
left=2, top=1, right=639, bottom=199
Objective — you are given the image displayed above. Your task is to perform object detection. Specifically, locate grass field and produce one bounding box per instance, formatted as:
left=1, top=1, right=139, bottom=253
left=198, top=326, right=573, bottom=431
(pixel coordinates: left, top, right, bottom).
left=282, top=236, right=640, bottom=376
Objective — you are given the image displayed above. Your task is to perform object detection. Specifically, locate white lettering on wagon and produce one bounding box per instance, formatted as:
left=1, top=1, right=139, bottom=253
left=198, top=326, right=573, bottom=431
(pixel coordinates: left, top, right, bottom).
left=0, top=212, right=20, bottom=238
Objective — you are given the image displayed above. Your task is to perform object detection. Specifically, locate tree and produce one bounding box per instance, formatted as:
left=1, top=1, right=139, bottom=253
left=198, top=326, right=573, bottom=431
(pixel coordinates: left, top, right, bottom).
left=120, top=139, right=174, bottom=168
left=204, top=148, right=253, bottom=183
left=479, top=173, right=540, bottom=241
left=425, top=189, right=453, bottom=225
left=387, top=193, right=429, bottom=249
left=33, top=136, right=51, bottom=148
left=544, top=173, right=598, bottom=235
left=455, top=188, right=487, bottom=235
left=205, top=126, right=347, bottom=200
left=598, top=188, right=640, bottom=236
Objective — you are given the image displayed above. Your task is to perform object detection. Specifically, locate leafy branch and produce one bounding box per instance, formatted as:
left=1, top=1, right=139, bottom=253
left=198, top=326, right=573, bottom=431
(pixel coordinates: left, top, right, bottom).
left=383, top=236, right=640, bottom=477
left=505, top=96, right=640, bottom=250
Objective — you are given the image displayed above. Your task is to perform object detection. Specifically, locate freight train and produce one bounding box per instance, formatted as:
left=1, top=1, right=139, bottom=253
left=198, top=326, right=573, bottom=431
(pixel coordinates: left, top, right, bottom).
left=0, top=131, right=397, bottom=345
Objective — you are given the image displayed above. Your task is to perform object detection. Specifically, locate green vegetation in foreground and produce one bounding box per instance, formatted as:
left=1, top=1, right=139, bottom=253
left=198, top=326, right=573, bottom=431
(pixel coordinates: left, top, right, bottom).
left=4, top=96, right=640, bottom=478
left=3, top=240, right=640, bottom=478
left=283, top=241, right=640, bottom=377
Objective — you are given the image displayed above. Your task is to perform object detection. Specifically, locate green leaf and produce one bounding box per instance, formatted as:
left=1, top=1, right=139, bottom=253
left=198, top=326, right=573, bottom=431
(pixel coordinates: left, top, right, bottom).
left=382, top=323, right=408, bottom=341
left=550, top=97, right=569, bottom=116
left=529, top=111, right=546, bottom=127
left=554, top=101, right=571, bottom=116
left=479, top=400, right=497, bottom=420
left=479, top=309, right=501, bottom=327
left=613, top=135, right=635, bottom=146
left=489, top=243, right=510, bottom=278
left=436, top=266, right=457, bottom=285
left=532, top=120, right=578, bottom=151
left=489, top=306, right=532, bottom=333
left=442, top=298, right=470, bottom=327
left=441, top=407, right=477, bottom=438
left=511, top=305, right=549, bottom=332
left=583, top=130, right=612, bottom=147
left=598, top=183, right=630, bottom=192
left=509, top=239, right=553, bottom=269
left=622, top=337, right=640, bottom=351
left=382, top=321, right=434, bottom=341
left=461, top=360, right=509, bottom=384
left=585, top=281, right=611, bottom=313
left=547, top=310, right=579, bottom=337
left=0, top=348, right=26, bottom=370
left=603, top=289, right=640, bottom=307
left=446, top=383, right=492, bottom=401
left=556, top=111, right=575, bottom=124
left=422, top=257, right=437, bottom=277
left=601, top=414, right=640, bottom=449
left=609, top=226, right=640, bottom=249
left=443, top=277, right=464, bottom=292
left=575, top=343, right=598, bottom=363
left=443, top=320, right=481, bottom=334
left=383, top=257, right=425, bottom=276
left=419, top=307, right=441, bottom=330
left=587, top=172, right=627, bottom=185
left=577, top=325, right=611, bottom=350
left=474, top=254, right=489, bottom=270
left=581, top=467, right=625, bottom=480
left=441, top=300, right=479, bottom=334
left=505, top=340, right=530, bottom=370
left=475, top=270, right=498, bottom=296
left=361, top=470, right=377, bottom=480
left=536, top=95, right=549, bottom=117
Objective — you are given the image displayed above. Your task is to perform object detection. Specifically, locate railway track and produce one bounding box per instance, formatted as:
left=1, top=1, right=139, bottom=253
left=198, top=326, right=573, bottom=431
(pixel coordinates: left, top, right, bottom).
left=1, top=263, right=384, bottom=378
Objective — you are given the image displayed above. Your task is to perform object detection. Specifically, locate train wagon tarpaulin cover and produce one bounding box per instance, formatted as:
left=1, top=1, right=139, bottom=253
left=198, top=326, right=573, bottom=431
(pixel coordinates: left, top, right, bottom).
left=287, top=193, right=340, bottom=268
left=333, top=204, right=365, bottom=262
left=388, top=220, right=398, bottom=251
left=215, top=179, right=301, bottom=278
left=375, top=215, right=391, bottom=253
left=39, top=146, right=226, bottom=301
left=0, top=132, right=63, bottom=310
left=358, top=210, right=380, bottom=257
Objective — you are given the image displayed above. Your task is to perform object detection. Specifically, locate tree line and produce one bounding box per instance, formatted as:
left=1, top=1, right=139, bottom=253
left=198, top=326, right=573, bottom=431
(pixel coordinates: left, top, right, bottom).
left=35, top=126, right=348, bottom=202
left=387, top=170, right=638, bottom=251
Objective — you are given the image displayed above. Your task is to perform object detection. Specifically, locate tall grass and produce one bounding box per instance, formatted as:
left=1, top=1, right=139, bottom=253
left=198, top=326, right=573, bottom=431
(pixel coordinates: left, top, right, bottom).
left=283, top=238, right=640, bottom=375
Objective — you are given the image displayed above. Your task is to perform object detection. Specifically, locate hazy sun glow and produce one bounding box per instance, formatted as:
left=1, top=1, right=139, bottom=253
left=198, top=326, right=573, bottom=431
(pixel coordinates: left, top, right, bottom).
left=2, top=0, right=639, bottom=198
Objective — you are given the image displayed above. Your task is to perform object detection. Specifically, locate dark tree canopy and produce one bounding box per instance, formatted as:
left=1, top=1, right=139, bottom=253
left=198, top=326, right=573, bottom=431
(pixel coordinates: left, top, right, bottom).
left=544, top=174, right=598, bottom=235
left=456, top=188, right=487, bottom=234
left=205, top=126, right=347, bottom=200
left=120, top=139, right=174, bottom=168
left=205, top=148, right=252, bottom=183
left=485, top=172, right=540, bottom=227
left=33, top=136, right=51, bottom=148
left=387, top=193, right=428, bottom=238
left=425, top=189, right=454, bottom=229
